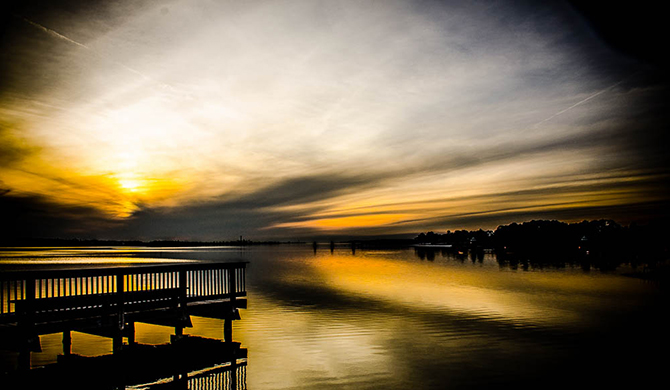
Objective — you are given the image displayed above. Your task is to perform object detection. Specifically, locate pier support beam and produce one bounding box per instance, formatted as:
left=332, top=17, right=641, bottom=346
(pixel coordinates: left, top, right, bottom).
left=62, top=330, right=71, bottom=356
left=223, top=309, right=241, bottom=344
left=175, top=325, right=184, bottom=338
left=224, top=318, right=232, bottom=343
left=18, top=334, right=41, bottom=371
left=18, top=347, right=30, bottom=371
left=127, top=322, right=136, bottom=346
left=224, top=267, right=238, bottom=344
left=113, top=334, right=123, bottom=354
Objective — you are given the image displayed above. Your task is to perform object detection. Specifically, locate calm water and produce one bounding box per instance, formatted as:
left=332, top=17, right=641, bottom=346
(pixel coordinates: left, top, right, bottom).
left=1, top=246, right=666, bottom=388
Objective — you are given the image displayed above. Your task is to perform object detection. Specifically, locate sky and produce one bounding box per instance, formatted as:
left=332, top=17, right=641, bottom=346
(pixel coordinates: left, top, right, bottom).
left=1, top=0, right=668, bottom=241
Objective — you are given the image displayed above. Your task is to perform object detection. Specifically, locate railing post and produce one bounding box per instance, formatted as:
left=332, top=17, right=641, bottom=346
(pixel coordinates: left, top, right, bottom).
left=175, top=270, right=188, bottom=339
left=179, top=270, right=187, bottom=308
left=224, top=267, right=237, bottom=344
left=19, top=277, right=36, bottom=370
left=114, top=271, right=124, bottom=353
left=24, top=277, right=35, bottom=312
left=229, top=267, right=237, bottom=307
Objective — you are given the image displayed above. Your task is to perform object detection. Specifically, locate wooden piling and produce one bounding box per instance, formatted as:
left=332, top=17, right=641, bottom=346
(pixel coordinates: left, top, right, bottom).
left=62, top=330, right=71, bottom=356
left=224, top=268, right=237, bottom=343
left=127, top=321, right=136, bottom=346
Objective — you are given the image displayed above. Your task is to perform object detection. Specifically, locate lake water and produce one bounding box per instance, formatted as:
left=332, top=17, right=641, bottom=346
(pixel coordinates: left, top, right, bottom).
left=1, top=245, right=666, bottom=389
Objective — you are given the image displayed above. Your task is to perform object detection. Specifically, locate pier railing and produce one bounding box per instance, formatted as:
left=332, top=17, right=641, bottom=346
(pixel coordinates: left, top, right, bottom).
left=0, top=262, right=247, bottom=324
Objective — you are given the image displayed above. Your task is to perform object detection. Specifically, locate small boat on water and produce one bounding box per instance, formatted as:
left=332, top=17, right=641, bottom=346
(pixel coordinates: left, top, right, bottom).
left=412, top=244, right=453, bottom=249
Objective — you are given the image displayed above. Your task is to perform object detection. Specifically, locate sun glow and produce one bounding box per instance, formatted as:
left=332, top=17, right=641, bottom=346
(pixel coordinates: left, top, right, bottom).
left=110, top=172, right=186, bottom=203
left=119, top=177, right=142, bottom=192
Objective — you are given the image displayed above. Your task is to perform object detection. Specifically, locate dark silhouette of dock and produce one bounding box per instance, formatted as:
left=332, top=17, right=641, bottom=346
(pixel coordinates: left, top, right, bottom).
left=0, top=261, right=248, bottom=388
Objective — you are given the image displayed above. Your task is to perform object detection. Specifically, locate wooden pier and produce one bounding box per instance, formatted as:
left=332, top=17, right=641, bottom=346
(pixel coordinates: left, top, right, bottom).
left=0, top=261, right=248, bottom=374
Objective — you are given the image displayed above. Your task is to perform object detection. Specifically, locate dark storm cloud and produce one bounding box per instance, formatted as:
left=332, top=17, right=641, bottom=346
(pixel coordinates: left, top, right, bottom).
left=0, top=190, right=118, bottom=240
left=107, top=172, right=386, bottom=240
left=217, top=174, right=381, bottom=210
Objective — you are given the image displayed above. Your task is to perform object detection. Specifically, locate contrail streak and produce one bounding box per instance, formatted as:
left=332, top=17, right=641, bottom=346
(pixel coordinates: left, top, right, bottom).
left=21, top=17, right=91, bottom=50
left=533, top=78, right=627, bottom=128
left=17, top=15, right=178, bottom=93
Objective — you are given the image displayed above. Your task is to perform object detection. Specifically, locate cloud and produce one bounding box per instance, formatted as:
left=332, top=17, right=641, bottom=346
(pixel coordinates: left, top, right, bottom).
left=0, top=0, right=668, bottom=239
left=107, top=172, right=385, bottom=240
left=0, top=125, right=37, bottom=167
left=0, top=190, right=119, bottom=239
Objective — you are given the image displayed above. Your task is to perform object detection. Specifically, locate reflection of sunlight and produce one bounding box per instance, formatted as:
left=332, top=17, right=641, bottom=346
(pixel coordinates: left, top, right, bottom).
left=186, top=298, right=393, bottom=389
left=34, top=332, right=112, bottom=366
left=0, top=248, right=199, bottom=265
left=134, top=323, right=173, bottom=345
left=0, top=257, right=192, bottom=265
left=308, top=255, right=588, bottom=326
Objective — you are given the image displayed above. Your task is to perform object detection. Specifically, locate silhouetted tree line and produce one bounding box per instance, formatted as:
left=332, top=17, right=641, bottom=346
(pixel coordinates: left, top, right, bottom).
left=415, top=219, right=669, bottom=272
left=415, top=229, right=494, bottom=247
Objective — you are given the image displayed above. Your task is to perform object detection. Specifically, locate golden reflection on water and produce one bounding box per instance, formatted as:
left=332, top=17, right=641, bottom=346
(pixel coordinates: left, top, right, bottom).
left=0, top=247, right=199, bottom=265
left=1, top=247, right=661, bottom=388
left=184, top=301, right=395, bottom=389
left=33, top=332, right=113, bottom=367
left=303, top=253, right=645, bottom=328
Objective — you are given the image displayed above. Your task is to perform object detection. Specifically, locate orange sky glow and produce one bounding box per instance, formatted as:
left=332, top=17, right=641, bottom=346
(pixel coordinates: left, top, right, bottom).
left=1, top=0, right=668, bottom=240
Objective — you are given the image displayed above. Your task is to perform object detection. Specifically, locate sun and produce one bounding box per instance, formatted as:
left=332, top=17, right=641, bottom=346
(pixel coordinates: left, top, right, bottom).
left=117, top=174, right=144, bottom=193
left=119, top=179, right=140, bottom=192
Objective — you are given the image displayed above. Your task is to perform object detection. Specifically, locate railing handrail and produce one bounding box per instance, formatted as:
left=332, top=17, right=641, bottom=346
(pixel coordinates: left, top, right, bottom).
left=0, top=261, right=247, bottom=280
left=1, top=261, right=248, bottom=320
